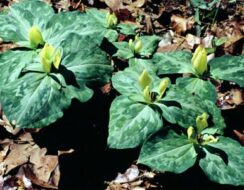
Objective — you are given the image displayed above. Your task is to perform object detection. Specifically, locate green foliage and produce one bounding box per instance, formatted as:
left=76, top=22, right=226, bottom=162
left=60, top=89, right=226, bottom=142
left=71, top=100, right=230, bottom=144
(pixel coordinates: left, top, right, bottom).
left=108, top=59, right=226, bottom=149
left=0, top=0, right=116, bottom=128
left=152, top=48, right=244, bottom=102
left=0, top=35, right=112, bottom=128
left=139, top=121, right=244, bottom=185
left=112, top=35, right=161, bottom=59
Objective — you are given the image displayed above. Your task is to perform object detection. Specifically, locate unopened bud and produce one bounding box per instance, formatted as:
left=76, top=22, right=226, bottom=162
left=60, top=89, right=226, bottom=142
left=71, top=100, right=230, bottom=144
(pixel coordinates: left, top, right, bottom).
left=39, top=43, right=61, bottom=73
left=158, top=79, right=168, bottom=99
left=196, top=112, right=208, bottom=133
left=187, top=126, right=195, bottom=139
left=143, top=86, right=151, bottom=103
left=192, top=45, right=207, bottom=75
left=138, top=69, right=152, bottom=90
left=28, top=26, right=44, bottom=48
left=106, top=12, right=118, bottom=28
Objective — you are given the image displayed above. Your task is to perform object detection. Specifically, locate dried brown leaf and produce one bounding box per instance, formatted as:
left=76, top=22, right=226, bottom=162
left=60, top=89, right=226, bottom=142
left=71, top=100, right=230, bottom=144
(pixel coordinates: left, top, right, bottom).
left=171, top=15, right=194, bottom=34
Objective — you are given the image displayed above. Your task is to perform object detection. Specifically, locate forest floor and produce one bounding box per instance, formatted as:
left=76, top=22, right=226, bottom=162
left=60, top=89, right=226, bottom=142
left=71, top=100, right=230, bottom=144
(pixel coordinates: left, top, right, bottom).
left=0, top=0, right=244, bottom=190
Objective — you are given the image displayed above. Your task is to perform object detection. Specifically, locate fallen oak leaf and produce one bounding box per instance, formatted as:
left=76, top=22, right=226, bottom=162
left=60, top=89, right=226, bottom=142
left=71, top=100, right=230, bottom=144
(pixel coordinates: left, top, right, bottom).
left=171, top=15, right=194, bottom=34
left=29, top=148, right=59, bottom=183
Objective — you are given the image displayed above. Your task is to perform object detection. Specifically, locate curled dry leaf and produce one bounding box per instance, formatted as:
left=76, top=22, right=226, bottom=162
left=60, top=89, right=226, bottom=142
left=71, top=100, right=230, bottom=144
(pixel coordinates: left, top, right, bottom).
left=0, top=132, right=61, bottom=189
left=106, top=165, right=160, bottom=190
left=105, top=0, right=123, bottom=11
left=171, top=15, right=194, bottom=34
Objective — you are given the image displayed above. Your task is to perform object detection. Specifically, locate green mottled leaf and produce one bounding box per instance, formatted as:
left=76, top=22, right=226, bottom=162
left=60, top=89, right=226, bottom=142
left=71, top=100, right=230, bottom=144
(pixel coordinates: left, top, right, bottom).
left=200, top=137, right=244, bottom=186
left=112, top=41, right=134, bottom=59
left=117, top=23, right=137, bottom=35
left=153, top=51, right=195, bottom=75
left=0, top=34, right=112, bottom=128
left=209, top=55, right=244, bottom=87
left=0, top=51, right=37, bottom=86
left=108, top=96, right=162, bottom=148
left=0, top=72, right=91, bottom=128
left=112, top=59, right=157, bottom=98
left=112, top=35, right=160, bottom=59
left=164, top=87, right=225, bottom=134
left=0, top=0, right=54, bottom=46
left=139, top=35, right=161, bottom=57
left=176, top=77, right=217, bottom=102
left=60, top=34, right=112, bottom=86
left=138, top=130, right=197, bottom=173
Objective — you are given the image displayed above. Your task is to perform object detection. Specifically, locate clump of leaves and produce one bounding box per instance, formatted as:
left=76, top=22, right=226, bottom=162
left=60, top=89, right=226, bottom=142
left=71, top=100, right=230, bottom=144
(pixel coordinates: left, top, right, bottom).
left=112, top=35, right=161, bottom=59
left=0, top=0, right=115, bottom=128
left=151, top=45, right=244, bottom=102
left=108, top=60, right=225, bottom=148
left=138, top=113, right=244, bottom=186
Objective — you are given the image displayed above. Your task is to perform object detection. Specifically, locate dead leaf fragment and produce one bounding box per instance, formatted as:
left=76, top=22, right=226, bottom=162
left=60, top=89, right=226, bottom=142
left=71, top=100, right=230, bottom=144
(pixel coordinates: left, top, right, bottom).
left=171, top=15, right=194, bottom=34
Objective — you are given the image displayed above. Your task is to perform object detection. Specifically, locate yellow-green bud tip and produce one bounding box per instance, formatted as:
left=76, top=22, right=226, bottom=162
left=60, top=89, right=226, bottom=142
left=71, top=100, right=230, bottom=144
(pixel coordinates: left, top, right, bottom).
left=106, top=12, right=118, bottom=28
left=196, top=112, right=209, bottom=132
left=158, top=79, right=169, bottom=98
left=134, top=40, right=142, bottom=54
left=187, top=126, right=195, bottom=139
left=28, top=26, right=44, bottom=48
left=39, top=43, right=61, bottom=73
left=138, top=69, right=152, bottom=90
left=192, top=45, right=208, bottom=76
left=143, top=85, right=151, bottom=103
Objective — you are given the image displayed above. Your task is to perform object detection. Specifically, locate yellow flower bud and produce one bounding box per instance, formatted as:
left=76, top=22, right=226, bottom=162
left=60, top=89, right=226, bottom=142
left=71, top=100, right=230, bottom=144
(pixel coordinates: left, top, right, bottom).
left=202, top=135, right=218, bottom=145
left=128, top=39, right=133, bottom=51
left=196, top=112, right=208, bottom=133
left=106, top=12, right=118, bottom=28
left=134, top=40, right=142, bottom=54
left=187, top=126, right=195, bottom=139
left=39, top=43, right=61, bottom=73
left=143, top=86, right=151, bottom=103
left=28, top=26, right=44, bottom=48
left=138, top=69, right=152, bottom=90
left=191, top=45, right=207, bottom=75
left=158, top=79, right=168, bottom=99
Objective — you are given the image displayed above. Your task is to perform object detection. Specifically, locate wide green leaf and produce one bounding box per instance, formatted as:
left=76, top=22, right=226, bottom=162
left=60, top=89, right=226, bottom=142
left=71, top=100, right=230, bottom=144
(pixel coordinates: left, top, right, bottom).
left=0, top=0, right=54, bottom=46
left=60, top=34, right=112, bottom=86
left=153, top=51, right=195, bottom=75
left=0, top=34, right=112, bottom=128
left=108, top=96, right=162, bottom=149
left=112, top=41, right=134, bottom=59
left=0, top=72, right=91, bottom=128
left=0, top=50, right=37, bottom=86
left=138, top=130, right=197, bottom=173
left=139, top=35, right=161, bottom=58
left=164, top=87, right=225, bottom=134
left=209, top=55, right=244, bottom=87
left=200, top=137, right=244, bottom=186
left=112, top=59, right=158, bottom=98
left=176, top=77, right=217, bottom=102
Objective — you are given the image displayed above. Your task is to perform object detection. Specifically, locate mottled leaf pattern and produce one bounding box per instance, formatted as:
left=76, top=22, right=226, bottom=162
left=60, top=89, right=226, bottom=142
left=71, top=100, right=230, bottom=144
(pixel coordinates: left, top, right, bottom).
left=0, top=35, right=112, bottom=128
left=200, top=137, right=244, bottom=185
left=108, top=96, right=162, bottom=148
left=112, top=41, right=134, bottom=59
left=0, top=51, right=37, bottom=86
left=164, top=87, right=225, bottom=134
left=139, top=35, right=161, bottom=57
left=176, top=77, right=217, bottom=102
left=139, top=130, right=197, bottom=173
left=0, top=0, right=54, bottom=46
left=209, top=55, right=244, bottom=87
left=153, top=51, right=195, bottom=75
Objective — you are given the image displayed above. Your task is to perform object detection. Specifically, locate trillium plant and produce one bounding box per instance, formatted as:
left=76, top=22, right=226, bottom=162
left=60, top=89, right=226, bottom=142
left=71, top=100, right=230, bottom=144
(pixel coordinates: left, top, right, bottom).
left=151, top=45, right=244, bottom=102
left=0, top=0, right=137, bottom=128
left=0, top=0, right=244, bottom=188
